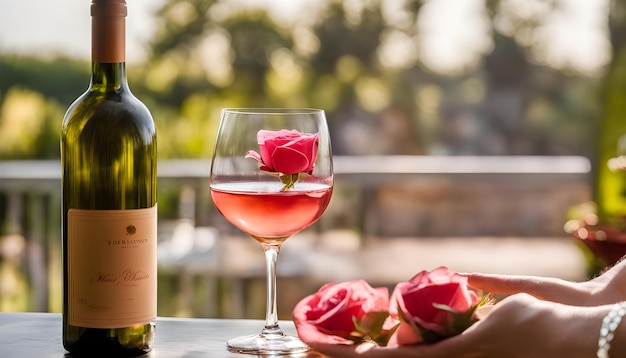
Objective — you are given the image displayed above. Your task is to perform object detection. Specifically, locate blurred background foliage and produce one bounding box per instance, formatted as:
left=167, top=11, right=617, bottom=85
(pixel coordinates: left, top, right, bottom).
left=0, top=0, right=613, bottom=162
left=0, top=0, right=622, bottom=315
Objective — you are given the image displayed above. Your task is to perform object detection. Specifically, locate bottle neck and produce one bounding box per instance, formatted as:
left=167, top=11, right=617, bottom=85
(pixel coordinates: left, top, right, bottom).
left=90, top=63, right=128, bottom=91
left=90, top=0, right=127, bottom=90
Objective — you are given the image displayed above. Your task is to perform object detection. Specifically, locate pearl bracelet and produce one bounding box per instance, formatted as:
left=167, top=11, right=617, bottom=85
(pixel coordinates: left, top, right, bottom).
left=598, top=301, right=626, bottom=358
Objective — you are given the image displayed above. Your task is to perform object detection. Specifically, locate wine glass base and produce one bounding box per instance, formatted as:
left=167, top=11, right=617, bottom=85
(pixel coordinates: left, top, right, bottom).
left=226, top=333, right=309, bottom=355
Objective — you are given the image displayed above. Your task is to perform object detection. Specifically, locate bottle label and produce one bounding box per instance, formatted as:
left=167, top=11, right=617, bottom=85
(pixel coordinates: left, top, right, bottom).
left=68, top=205, right=157, bottom=329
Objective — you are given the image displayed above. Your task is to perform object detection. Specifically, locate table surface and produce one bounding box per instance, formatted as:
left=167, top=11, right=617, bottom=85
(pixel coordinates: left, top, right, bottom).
left=0, top=312, right=328, bottom=358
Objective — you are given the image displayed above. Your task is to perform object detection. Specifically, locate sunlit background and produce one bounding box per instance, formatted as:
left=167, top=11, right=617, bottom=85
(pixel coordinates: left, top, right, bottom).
left=0, top=0, right=611, bottom=73
left=0, top=0, right=620, bottom=319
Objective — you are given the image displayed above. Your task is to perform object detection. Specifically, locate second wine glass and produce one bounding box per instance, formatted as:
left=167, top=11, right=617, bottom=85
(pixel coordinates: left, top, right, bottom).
left=209, top=108, right=333, bottom=355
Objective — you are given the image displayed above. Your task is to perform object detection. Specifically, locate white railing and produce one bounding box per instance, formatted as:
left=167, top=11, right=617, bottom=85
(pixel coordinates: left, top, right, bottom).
left=0, top=156, right=591, bottom=314
left=0, top=155, right=591, bottom=179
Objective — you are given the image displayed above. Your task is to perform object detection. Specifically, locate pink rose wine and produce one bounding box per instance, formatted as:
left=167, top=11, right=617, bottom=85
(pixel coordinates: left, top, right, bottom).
left=210, top=181, right=332, bottom=244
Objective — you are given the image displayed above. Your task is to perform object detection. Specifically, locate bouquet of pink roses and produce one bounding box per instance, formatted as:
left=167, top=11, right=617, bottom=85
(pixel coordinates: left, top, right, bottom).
left=292, top=266, right=492, bottom=356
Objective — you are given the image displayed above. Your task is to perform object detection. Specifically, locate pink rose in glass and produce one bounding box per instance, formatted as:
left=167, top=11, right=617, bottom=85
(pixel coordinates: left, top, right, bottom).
left=246, top=129, right=319, bottom=175
left=292, top=280, right=390, bottom=346
left=387, top=266, right=481, bottom=346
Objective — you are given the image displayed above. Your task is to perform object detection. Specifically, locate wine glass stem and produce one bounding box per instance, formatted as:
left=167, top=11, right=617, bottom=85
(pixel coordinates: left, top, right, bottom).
left=261, top=243, right=282, bottom=336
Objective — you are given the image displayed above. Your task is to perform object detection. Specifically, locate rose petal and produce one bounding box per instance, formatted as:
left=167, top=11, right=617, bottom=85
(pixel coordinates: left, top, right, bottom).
left=387, top=321, right=422, bottom=347
left=244, top=150, right=263, bottom=163
left=400, top=283, right=464, bottom=333
left=293, top=286, right=357, bottom=344
left=293, top=317, right=355, bottom=345
left=257, top=129, right=298, bottom=143
left=293, top=280, right=389, bottom=346
left=389, top=266, right=481, bottom=342
left=271, top=146, right=311, bottom=174
left=258, top=143, right=275, bottom=171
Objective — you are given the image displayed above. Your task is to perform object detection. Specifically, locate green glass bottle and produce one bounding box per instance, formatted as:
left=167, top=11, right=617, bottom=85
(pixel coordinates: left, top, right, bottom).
left=594, top=1, right=626, bottom=230
left=61, top=0, right=157, bottom=356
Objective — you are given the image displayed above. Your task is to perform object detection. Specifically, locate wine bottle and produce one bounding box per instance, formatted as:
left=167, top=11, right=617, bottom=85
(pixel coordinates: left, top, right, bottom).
left=60, top=0, right=157, bottom=356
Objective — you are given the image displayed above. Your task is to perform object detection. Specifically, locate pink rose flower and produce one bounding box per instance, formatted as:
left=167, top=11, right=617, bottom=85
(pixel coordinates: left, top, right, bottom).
left=387, top=266, right=480, bottom=346
left=246, top=129, right=319, bottom=175
left=293, top=280, right=390, bottom=345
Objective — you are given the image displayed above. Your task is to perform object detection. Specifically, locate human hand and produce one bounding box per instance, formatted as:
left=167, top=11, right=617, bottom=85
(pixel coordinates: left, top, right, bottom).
left=466, top=257, right=626, bottom=306
left=400, top=293, right=600, bottom=358
left=308, top=294, right=601, bottom=358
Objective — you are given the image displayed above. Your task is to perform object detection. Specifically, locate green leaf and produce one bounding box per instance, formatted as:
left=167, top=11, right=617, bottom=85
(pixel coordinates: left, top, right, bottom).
left=348, top=311, right=398, bottom=347
left=401, top=294, right=494, bottom=344
left=354, top=311, right=389, bottom=336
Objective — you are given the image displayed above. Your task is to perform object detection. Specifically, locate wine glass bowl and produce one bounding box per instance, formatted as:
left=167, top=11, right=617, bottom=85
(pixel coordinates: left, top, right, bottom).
left=209, top=108, right=333, bottom=354
left=211, top=182, right=333, bottom=245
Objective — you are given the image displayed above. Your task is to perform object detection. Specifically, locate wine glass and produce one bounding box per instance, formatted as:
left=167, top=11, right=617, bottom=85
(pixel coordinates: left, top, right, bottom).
left=209, top=108, right=333, bottom=355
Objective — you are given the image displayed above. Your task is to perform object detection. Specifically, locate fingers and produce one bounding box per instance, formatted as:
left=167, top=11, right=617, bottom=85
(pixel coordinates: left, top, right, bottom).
left=468, top=273, right=549, bottom=294
left=467, top=273, right=585, bottom=304
left=402, top=335, right=475, bottom=358
left=307, top=334, right=475, bottom=358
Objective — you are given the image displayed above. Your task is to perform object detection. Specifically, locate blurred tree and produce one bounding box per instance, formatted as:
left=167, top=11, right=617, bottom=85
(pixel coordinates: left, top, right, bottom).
left=0, top=56, right=77, bottom=159
left=0, top=0, right=608, bottom=159
left=306, top=1, right=424, bottom=154
left=0, top=55, right=87, bottom=106
left=0, top=0, right=614, bottom=317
